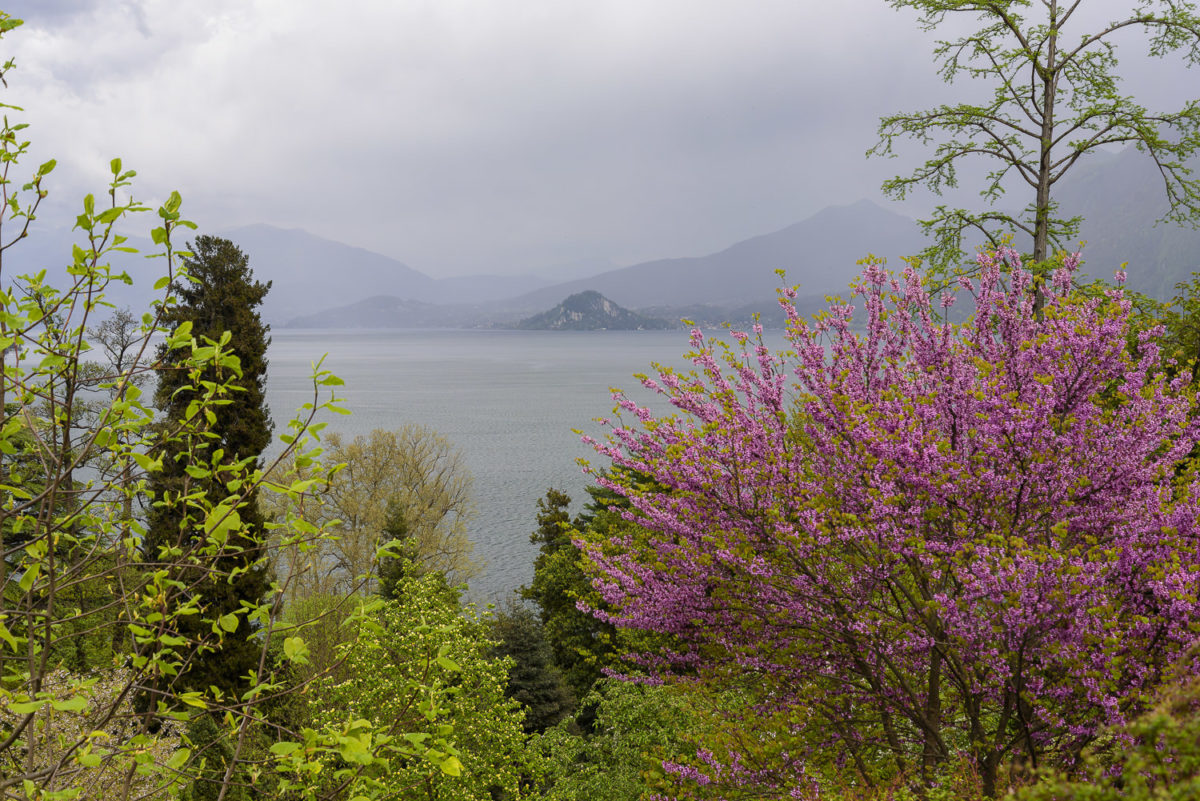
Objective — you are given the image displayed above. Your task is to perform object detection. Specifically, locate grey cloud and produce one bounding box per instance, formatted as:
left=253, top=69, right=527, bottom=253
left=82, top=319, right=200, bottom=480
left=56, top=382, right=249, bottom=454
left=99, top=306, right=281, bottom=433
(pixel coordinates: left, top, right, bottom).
left=3, top=0, right=1197, bottom=278
left=3, top=1, right=97, bottom=24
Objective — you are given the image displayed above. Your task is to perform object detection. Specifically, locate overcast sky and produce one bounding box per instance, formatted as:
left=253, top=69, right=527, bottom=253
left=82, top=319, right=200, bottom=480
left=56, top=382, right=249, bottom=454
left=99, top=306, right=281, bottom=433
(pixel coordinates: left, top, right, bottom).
left=1, top=0, right=1195, bottom=277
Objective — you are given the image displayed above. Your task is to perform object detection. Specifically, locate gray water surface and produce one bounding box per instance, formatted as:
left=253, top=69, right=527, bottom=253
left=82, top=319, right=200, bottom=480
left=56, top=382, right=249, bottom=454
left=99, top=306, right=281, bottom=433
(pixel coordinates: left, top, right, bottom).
left=264, top=329, right=699, bottom=601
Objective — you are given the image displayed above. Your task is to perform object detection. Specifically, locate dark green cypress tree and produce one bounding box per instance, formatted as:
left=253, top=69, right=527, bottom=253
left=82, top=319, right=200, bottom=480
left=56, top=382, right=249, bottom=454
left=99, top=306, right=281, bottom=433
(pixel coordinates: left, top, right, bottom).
left=142, top=235, right=272, bottom=706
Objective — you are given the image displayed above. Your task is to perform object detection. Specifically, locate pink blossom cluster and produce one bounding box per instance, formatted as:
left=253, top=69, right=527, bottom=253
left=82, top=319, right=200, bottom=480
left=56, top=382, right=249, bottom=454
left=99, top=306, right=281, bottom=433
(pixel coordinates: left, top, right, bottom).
left=582, top=248, right=1200, bottom=795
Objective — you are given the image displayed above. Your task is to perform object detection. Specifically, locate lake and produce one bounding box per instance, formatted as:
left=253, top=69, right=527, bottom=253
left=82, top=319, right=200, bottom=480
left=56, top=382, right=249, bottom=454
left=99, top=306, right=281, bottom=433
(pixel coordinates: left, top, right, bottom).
left=263, top=328, right=709, bottom=602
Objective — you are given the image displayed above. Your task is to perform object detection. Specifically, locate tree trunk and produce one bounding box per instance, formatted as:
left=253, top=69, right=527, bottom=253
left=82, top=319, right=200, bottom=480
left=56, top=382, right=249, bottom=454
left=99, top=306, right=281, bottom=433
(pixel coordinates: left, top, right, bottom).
left=921, top=647, right=944, bottom=784
left=1033, top=2, right=1060, bottom=316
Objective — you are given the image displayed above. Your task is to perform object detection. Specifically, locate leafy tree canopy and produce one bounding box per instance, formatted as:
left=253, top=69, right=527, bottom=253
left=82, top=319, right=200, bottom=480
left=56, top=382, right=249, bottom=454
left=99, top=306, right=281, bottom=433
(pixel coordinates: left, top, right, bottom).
left=872, top=0, right=1200, bottom=283
left=268, top=425, right=477, bottom=602
left=584, top=250, right=1200, bottom=798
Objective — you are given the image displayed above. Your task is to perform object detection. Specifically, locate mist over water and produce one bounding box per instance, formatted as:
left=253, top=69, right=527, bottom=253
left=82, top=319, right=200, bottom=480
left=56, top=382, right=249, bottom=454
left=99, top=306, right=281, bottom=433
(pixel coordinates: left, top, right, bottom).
left=264, top=329, right=707, bottom=601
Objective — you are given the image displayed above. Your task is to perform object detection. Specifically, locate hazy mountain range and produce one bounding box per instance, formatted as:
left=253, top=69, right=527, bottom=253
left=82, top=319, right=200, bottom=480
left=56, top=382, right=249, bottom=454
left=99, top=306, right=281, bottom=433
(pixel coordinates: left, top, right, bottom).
left=5, top=146, right=1198, bottom=329
left=1055, top=146, right=1200, bottom=297
left=282, top=197, right=928, bottom=329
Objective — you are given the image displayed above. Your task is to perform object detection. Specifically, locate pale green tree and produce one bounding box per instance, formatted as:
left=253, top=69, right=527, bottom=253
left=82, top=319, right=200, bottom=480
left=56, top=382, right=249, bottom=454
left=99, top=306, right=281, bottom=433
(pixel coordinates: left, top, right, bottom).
left=302, top=575, right=537, bottom=800
left=269, top=425, right=478, bottom=602
left=872, top=0, right=1200, bottom=289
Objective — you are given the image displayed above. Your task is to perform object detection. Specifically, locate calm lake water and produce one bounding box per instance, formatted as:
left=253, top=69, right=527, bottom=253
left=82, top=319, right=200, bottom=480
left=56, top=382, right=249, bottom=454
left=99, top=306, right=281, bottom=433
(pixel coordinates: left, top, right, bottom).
left=263, top=328, right=709, bottom=602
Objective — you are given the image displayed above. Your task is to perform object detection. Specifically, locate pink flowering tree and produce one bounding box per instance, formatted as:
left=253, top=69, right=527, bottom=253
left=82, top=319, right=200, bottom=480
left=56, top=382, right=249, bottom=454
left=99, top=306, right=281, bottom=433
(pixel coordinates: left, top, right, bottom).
left=582, top=249, right=1200, bottom=799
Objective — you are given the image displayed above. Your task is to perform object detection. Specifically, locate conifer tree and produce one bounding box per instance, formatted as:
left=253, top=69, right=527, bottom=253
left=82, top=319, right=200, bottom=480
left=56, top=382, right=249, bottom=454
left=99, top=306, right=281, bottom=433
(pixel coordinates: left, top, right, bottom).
left=143, top=235, right=273, bottom=704
left=376, top=503, right=417, bottom=600
left=489, top=605, right=575, bottom=733
left=521, top=488, right=618, bottom=699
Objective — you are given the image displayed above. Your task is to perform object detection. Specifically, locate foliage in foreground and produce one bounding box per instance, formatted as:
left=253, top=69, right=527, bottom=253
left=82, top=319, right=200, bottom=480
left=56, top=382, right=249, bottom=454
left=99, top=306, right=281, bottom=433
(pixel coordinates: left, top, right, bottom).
left=1017, top=657, right=1200, bottom=801
left=584, top=249, right=1200, bottom=798
left=532, top=678, right=702, bottom=801
left=0, top=12, right=476, bottom=798
left=297, top=574, right=535, bottom=800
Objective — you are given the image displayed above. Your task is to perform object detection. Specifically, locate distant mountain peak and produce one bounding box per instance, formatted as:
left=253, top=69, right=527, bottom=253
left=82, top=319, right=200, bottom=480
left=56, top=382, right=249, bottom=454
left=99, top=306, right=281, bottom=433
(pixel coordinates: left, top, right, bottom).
left=515, top=291, right=671, bottom=330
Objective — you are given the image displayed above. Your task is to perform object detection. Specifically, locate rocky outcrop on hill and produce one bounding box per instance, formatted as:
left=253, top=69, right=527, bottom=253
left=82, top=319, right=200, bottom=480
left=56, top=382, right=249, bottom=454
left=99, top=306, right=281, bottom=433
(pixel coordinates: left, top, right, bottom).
left=515, top=291, right=671, bottom=330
